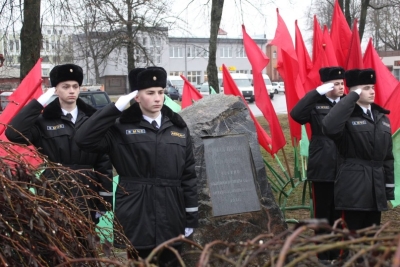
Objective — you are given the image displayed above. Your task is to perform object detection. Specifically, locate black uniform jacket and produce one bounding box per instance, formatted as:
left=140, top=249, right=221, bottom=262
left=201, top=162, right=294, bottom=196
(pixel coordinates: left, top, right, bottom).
left=290, top=90, right=343, bottom=182
left=5, top=98, right=114, bottom=221
left=75, top=102, right=198, bottom=250
left=322, top=92, right=394, bottom=211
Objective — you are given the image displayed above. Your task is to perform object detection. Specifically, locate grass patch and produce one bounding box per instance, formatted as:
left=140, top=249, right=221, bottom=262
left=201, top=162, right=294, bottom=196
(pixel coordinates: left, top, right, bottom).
left=256, top=115, right=312, bottom=222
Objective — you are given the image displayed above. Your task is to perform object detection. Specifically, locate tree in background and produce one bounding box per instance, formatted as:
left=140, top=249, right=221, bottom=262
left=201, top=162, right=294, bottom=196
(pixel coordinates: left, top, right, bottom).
left=306, top=0, right=400, bottom=45
left=207, top=0, right=224, bottom=93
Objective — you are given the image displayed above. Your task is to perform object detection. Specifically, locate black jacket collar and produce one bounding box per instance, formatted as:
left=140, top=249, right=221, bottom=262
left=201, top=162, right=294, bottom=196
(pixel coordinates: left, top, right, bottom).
left=353, top=102, right=390, bottom=117
left=42, top=97, right=97, bottom=119
left=119, top=102, right=186, bottom=128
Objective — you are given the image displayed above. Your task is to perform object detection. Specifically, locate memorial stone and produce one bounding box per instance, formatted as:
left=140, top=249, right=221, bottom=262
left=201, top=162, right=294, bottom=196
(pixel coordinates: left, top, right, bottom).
left=179, top=94, right=287, bottom=247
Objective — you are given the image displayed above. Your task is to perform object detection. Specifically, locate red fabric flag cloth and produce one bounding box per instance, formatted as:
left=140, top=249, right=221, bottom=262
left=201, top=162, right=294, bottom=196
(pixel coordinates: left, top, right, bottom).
left=242, top=25, right=286, bottom=154
left=322, top=25, right=338, bottom=66
left=363, top=38, right=399, bottom=107
left=345, top=18, right=363, bottom=70
left=180, top=74, right=203, bottom=109
left=303, top=16, right=329, bottom=92
left=222, top=65, right=273, bottom=154
left=384, top=83, right=400, bottom=134
left=295, top=20, right=313, bottom=85
left=330, top=0, right=352, bottom=67
left=311, top=16, right=327, bottom=66
left=269, top=10, right=303, bottom=143
left=0, top=58, right=44, bottom=167
left=0, top=58, right=43, bottom=134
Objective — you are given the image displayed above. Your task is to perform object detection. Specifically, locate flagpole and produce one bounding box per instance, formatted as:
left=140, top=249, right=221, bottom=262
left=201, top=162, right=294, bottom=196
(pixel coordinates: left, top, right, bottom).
left=280, top=148, right=292, bottom=179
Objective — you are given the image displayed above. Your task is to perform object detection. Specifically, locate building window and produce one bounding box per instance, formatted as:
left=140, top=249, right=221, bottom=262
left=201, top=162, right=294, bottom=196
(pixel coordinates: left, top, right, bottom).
left=220, top=47, right=232, bottom=58
left=236, top=46, right=246, bottom=58
left=394, top=69, right=400, bottom=80
left=155, top=37, right=161, bottom=47
left=42, top=68, right=49, bottom=76
left=236, top=70, right=248, bottom=74
left=9, top=40, right=13, bottom=51
left=143, top=37, right=147, bottom=46
left=15, top=40, right=19, bottom=51
left=187, top=71, right=202, bottom=85
left=187, top=46, right=194, bottom=58
left=273, top=51, right=277, bottom=59
left=169, top=46, right=183, bottom=58
left=170, top=71, right=182, bottom=76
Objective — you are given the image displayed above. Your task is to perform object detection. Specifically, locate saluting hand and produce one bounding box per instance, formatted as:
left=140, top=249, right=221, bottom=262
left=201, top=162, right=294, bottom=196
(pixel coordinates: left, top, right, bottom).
left=316, top=83, right=334, bottom=95
left=115, top=90, right=138, bottom=111
left=37, top=87, right=56, bottom=106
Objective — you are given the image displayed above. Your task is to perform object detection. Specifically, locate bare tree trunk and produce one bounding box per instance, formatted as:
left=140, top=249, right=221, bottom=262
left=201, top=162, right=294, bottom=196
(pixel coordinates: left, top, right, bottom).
left=126, top=3, right=136, bottom=85
left=207, top=0, right=224, bottom=93
left=344, top=0, right=351, bottom=28
left=20, top=0, right=41, bottom=80
left=359, top=0, right=370, bottom=40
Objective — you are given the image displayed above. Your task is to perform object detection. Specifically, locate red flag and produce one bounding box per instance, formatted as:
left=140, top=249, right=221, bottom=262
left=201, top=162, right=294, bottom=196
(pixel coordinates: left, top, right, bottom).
left=295, top=20, right=313, bottom=85
left=384, top=83, right=400, bottom=134
left=345, top=18, right=363, bottom=70
left=0, top=58, right=43, bottom=134
left=242, top=25, right=286, bottom=154
left=180, top=74, right=202, bottom=109
left=270, top=9, right=303, bottom=143
left=330, top=0, right=352, bottom=67
left=303, top=16, right=328, bottom=92
left=322, top=25, right=338, bottom=66
left=363, top=38, right=399, bottom=107
left=311, top=16, right=327, bottom=66
left=0, top=58, right=44, bottom=166
left=222, top=65, right=273, bottom=154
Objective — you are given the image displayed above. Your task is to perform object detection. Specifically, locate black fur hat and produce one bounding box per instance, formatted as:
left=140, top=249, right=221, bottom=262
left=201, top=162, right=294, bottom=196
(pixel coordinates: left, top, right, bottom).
left=50, top=64, right=83, bottom=87
left=128, top=68, right=146, bottom=92
left=345, top=68, right=376, bottom=88
left=319, top=66, right=345, bottom=82
left=137, top=67, right=167, bottom=90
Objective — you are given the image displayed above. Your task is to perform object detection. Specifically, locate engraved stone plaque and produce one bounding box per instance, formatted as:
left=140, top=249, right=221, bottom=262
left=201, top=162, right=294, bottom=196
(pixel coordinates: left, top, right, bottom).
left=203, top=135, right=261, bottom=216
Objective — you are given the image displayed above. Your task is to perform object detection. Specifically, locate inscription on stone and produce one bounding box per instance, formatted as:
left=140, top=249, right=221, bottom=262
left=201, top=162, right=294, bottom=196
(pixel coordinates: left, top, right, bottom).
left=203, top=135, right=261, bottom=216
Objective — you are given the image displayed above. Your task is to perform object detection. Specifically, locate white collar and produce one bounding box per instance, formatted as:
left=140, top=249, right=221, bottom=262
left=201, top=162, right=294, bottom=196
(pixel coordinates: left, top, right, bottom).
left=359, top=105, right=372, bottom=115
left=327, top=97, right=340, bottom=103
left=61, top=107, right=78, bottom=123
left=143, top=113, right=162, bottom=128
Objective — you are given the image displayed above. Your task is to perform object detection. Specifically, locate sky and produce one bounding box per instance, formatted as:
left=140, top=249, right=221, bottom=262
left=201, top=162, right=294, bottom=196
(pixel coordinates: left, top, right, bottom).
left=169, top=0, right=313, bottom=42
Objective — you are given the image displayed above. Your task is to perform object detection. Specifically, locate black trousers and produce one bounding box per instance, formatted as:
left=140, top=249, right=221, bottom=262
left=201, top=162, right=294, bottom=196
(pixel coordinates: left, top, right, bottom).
left=131, top=245, right=182, bottom=267
left=312, top=182, right=342, bottom=261
left=341, top=210, right=381, bottom=231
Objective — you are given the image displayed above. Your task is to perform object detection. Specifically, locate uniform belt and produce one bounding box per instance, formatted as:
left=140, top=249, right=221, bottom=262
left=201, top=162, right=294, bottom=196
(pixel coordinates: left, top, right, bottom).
left=62, top=164, right=94, bottom=170
left=345, top=158, right=383, bottom=167
left=119, top=176, right=181, bottom=187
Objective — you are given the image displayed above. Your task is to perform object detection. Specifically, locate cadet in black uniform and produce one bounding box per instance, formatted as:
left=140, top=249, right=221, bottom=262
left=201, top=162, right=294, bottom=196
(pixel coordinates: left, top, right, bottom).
left=290, top=67, right=345, bottom=261
left=75, top=67, right=198, bottom=266
left=322, top=68, right=394, bottom=231
left=5, top=64, right=114, bottom=221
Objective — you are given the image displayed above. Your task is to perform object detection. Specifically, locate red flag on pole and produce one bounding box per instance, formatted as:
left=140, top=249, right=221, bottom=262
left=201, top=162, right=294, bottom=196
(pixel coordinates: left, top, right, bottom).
left=180, top=74, right=203, bottom=109
left=311, top=16, right=327, bottom=66
left=295, top=20, right=313, bottom=85
left=345, top=18, right=363, bottom=70
left=322, top=25, right=338, bottom=66
left=330, top=0, right=352, bottom=67
left=363, top=38, right=399, bottom=107
left=0, top=58, right=44, bottom=166
left=269, top=9, right=303, bottom=143
left=0, top=58, right=43, bottom=134
left=222, top=65, right=273, bottom=154
left=242, top=25, right=286, bottom=154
